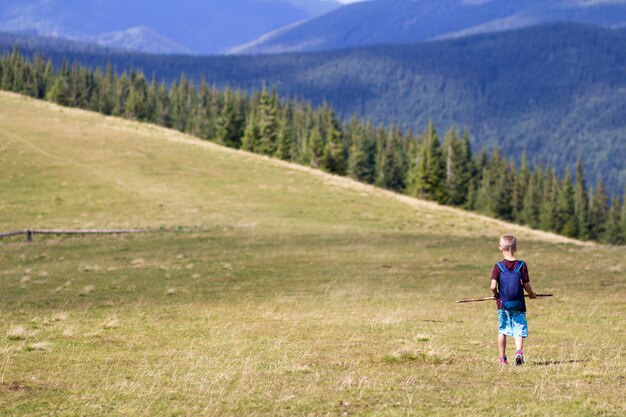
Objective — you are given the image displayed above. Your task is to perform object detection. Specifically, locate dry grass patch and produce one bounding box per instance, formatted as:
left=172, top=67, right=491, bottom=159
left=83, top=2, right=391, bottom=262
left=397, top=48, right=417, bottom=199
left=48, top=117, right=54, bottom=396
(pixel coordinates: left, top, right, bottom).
left=61, top=327, right=75, bottom=338
left=102, top=317, right=120, bottom=330
left=7, top=326, right=27, bottom=341
left=25, top=342, right=51, bottom=352
left=79, top=285, right=95, bottom=296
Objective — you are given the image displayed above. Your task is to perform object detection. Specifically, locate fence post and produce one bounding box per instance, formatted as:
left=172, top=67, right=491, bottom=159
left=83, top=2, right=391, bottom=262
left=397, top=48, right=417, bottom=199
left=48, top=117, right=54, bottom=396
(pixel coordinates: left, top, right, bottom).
left=26, top=229, right=33, bottom=242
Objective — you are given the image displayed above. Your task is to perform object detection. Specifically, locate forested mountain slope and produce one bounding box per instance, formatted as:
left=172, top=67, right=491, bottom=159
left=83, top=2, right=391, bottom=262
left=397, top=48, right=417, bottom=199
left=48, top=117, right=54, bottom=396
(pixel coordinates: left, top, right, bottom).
left=2, top=23, right=624, bottom=192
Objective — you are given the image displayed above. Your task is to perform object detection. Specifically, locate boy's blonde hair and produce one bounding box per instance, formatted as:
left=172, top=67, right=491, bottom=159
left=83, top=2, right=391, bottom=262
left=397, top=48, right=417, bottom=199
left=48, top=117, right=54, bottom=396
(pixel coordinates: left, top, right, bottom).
left=499, top=234, right=517, bottom=253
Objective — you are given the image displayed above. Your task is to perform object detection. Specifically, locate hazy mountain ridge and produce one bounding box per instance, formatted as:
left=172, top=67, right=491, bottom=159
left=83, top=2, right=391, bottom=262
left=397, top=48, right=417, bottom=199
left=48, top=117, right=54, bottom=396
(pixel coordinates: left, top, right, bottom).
left=97, top=27, right=193, bottom=55
left=233, top=0, right=626, bottom=54
left=0, top=0, right=340, bottom=54
left=0, top=31, right=135, bottom=55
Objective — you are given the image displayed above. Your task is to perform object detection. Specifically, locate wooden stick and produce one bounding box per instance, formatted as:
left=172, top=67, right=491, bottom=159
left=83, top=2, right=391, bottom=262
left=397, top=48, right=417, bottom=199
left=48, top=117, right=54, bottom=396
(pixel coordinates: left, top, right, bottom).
left=455, top=294, right=554, bottom=303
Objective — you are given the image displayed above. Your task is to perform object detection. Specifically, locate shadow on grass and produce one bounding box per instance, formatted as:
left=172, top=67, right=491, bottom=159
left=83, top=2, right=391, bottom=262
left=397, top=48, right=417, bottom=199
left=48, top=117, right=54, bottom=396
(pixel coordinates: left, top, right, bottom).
left=531, top=359, right=588, bottom=366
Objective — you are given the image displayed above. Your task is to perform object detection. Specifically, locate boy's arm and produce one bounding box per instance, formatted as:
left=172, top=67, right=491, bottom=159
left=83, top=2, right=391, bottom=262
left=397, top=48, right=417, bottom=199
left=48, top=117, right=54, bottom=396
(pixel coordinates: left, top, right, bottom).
left=521, top=263, right=536, bottom=298
left=490, top=264, right=499, bottom=297
left=523, top=282, right=537, bottom=298
left=491, top=278, right=503, bottom=309
left=490, top=279, right=498, bottom=298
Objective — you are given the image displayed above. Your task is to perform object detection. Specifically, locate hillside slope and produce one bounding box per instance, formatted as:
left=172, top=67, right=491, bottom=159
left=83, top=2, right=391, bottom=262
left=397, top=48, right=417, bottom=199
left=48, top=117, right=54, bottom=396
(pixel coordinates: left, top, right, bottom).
left=1, top=92, right=624, bottom=417
left=0, top=91, right=577, bottom=245
left=3, top=23, right=624, bottom=192
left=234, top=0, right=626, bottom=54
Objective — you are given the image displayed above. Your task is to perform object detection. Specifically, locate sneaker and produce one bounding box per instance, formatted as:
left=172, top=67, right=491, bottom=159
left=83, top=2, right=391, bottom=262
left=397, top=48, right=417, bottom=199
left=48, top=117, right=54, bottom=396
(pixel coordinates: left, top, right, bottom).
left=499, top=356, right=507, bottom=365
left=515, top=350, right=524, bottom=366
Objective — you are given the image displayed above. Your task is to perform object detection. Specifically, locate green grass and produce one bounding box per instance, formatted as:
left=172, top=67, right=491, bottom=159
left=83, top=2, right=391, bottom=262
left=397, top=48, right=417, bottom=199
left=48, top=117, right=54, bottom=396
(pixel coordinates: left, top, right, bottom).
left=0, top=92, right=624, bottom=416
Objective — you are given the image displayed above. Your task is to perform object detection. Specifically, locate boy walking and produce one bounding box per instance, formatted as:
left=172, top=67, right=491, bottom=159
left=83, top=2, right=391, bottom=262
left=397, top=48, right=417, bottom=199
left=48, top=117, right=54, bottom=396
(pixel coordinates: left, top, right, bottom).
left=491, top=234, right=536, bottom=366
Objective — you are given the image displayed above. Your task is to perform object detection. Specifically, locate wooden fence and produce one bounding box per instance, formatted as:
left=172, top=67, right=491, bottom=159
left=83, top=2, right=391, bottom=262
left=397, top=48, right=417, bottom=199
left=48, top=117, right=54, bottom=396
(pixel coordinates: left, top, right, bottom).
left=0, top=229, right=154, bottom=242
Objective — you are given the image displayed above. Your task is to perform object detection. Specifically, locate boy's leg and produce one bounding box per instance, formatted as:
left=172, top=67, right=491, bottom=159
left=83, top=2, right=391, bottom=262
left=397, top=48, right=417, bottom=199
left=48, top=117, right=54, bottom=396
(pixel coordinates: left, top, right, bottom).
left=498, top=334, right=506, bottom=358
left=512, top=311, right=528, bottom=366
left=514, top=337, right=525, bottom=365
left=497, top=310, right=510, bottom=362
left=515, top=337, right=523, bottom=352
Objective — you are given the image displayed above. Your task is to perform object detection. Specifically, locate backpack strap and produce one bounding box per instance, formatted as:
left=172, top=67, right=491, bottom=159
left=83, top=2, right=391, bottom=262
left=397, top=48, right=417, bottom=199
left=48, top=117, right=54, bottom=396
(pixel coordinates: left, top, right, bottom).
left=496, top=262, right=506, bottom=272
left=515, top=260, right=525, bottom=272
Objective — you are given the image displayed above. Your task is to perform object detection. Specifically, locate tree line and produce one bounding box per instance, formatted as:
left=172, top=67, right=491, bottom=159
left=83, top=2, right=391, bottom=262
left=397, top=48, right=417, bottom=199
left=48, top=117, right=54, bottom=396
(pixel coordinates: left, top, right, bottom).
left=1, top=47, right=624, bottom=245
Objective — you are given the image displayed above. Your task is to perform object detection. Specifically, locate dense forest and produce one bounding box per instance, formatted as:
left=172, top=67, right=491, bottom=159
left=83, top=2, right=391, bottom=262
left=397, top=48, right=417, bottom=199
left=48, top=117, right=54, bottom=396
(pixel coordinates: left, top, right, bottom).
left=2, top=23, right=624, bottom=195
left=1, top=48, right=624, bottom=244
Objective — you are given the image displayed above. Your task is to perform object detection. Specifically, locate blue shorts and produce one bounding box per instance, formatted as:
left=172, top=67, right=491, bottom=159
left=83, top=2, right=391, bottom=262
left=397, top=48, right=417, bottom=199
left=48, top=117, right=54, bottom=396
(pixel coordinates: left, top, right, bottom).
left=498, top=310, right=528, bottom=338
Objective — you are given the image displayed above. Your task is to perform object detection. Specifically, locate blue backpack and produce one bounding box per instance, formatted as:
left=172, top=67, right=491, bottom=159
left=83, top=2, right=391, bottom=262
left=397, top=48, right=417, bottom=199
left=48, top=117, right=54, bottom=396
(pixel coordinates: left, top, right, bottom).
left=497, top=261, right=526, bottom=311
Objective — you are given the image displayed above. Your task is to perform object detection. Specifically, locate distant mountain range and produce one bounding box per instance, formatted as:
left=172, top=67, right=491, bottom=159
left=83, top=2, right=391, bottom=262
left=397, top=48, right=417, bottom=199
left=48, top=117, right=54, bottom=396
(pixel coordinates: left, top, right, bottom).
left=2, top=23, right=624, bottom=192
left=0, top=0, right=340, bottom=54
left=232, top=0, right=626, bottom=54
left=4, top=0, right=626, bottom=56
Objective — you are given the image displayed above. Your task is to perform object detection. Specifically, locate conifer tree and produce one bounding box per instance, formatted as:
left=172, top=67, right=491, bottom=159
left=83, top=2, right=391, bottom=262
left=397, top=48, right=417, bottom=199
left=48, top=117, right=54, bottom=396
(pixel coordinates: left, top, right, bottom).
left=154, top=82, right=172, bottom=128
left=462, top=130, right=475, bottom=172
left=144, top=76, right=159, bottom=125
left=408, top=123, right=446, bottom=202
left=257, top=88, right=279, bottom=156
left=347, top=122, right=376, bottom=184
left=539, top=167, right=558, bottom=231
left=96, top=64, right=116, bottom=115
left=604, top=196, right=624, bottom=245
left=196, top=80, right=217, bottom=140
left=488, top=146, right=505, bottom=174
left=474, top=148, right=488, bottom=183
left=493, top=165, right=514, bottom=221
left=309, top=126, right=324, bottom=168
left=1, top=46, right=19, bottom=90
left=404, top=135, right=417, bottom=192
left=474, top=167, right=493, bottom=215
left=276, top=104, right=295, bottom=161
left=513, top=153, right=530, bottom=223
left=556, top=169, right=577, bottom=237
left=291, top=98, right=309, bottom=162
left=589, top=178, right=609, bottom=240
left=125, top=71, right=149, bottom=120
left=520, top=167, right=543, bottom=228
left=216, top=91, right=244, bottom=148
left=46, top=76, right=69, bottom=106
left=178, top=74, right=193, bottom=132
left=32, top=56, right=53, bottom=99
left=68, top=63, right=84, bottom=108
left=376, top=127, right=406, bottom=191
left=443, top=127, right=471, bottom=206
left=465, top=181, right=477, bottom=211
left=574, top=160, right=590, bottom=240
left=320, top=121, right=345, bottom=174
left=113, top=72, right=130, bottom=116
left=242, top=111, right=261, bottom=152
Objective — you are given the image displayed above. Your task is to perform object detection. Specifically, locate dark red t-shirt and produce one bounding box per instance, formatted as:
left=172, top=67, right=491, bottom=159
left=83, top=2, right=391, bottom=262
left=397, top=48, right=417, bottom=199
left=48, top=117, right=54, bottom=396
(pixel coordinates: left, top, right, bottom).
left=491, top=259, right=530, bottom=283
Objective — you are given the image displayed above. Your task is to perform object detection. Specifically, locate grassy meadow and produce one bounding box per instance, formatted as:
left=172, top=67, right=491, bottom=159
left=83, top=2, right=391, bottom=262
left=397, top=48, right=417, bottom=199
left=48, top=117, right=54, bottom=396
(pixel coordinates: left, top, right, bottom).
left=0, top=92, right=624, bottom=416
